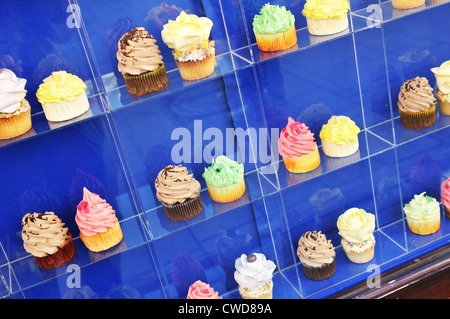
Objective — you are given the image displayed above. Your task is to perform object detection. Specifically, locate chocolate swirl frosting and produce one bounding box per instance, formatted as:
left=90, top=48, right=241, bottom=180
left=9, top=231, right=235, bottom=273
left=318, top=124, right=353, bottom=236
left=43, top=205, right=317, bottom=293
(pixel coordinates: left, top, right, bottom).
left=297, top=231, right=335, bottom=267
left=398, top=76, right=436, bottom=113
left=22, top=212, right=70, bottom=257
left=155, top=165, right=201, bottom=205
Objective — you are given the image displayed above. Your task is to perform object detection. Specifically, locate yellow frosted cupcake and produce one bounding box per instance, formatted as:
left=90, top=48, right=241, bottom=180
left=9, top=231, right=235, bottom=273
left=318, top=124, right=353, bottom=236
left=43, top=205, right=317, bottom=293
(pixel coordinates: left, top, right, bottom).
left=302, top=0, right=350, bottom=36
left=319, top=115, right=360, bottom=157
left=403, top=192, right=440, bottom=235
left=392, top=0, right=425, bottom=9
left=431, top=59, right=450, bottom=115
left=36, top=71, right=90, bottom=122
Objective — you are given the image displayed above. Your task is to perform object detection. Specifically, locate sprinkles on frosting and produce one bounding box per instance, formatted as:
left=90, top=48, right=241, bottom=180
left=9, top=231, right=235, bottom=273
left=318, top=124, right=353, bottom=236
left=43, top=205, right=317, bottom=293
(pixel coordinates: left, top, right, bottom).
left=173, top=40, right=215, bottom=62
left=341, top=235, right=375, bottom=253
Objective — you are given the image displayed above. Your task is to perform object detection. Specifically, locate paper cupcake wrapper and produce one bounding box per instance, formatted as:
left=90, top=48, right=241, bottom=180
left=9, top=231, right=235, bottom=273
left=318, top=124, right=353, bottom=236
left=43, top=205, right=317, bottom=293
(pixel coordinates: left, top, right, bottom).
left=282, top=147, right=321, bottom=173
left=306, top=15, right=349, bottom=36
left=206, top=178, right=246, bottom=203
left=399, top=105, right=436, bottom=130
left=34, top=232, right=76, bottom=269
left=342, top=242, right=375, bottom=264
left=392, top=0, right=425, bottom=9
left=321, top=139, right=359, bottom=158
left=79, top=220, right=123, bottom=252
left=437, top=96, right=450, bottom=115
left=445, top=205, right=450, bottom=219
left=42, top=92, right=90, bottom=122
left=254, top=24, right=297, bottom=52
left=175, top=53, right=215, bottom=81
left=302, top=258, right=336, bottom=281
left=406, top=215, right=440, bottom=235
left=0, top=99, right=32, bottom=140
left=238, top=280, right=273, bottom=299
left=122, top=63, right=169, bottom=96
left=162, top=195, right=204, bottom=221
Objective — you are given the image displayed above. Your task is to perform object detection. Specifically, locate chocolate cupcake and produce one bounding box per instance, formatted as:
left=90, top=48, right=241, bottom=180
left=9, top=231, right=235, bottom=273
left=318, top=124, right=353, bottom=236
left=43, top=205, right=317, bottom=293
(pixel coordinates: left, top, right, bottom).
left=297, top=231, right=336, bottom=280
left=155, top=165, right=203, bottom=221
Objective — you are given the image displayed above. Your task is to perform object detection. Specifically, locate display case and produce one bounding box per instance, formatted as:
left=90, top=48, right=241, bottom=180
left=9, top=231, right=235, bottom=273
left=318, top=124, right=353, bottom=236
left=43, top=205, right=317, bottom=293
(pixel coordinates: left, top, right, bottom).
left=0, top=0, right=449, bottom=299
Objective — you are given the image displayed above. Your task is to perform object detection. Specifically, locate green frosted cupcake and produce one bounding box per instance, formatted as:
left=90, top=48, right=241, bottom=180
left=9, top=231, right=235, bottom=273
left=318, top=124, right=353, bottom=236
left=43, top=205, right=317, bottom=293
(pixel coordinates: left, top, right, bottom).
left=403, top=192, right=440, bottom=235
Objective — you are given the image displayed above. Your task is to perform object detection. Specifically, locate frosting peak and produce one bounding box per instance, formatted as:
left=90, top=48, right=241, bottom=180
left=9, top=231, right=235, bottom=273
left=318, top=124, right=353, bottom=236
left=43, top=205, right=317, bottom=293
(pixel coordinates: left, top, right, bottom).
left=253, top=3, right=295, bottom=34
left=0, top=68, right=27, bottom=113
left=155, top=165, right=201, bottom=205
left=441, top=177, right=450, bottom=208
left=398, top=77, right=436, bottom=113
left=404, top=192, right=440, bottom=221
left=278, top=117, right=317, bottom=157
left=297, top=231, right=335, bottom=267
left=302, top=0, right=350, bottom=20
left=319, top=115, right=360, bottom=144
left=186, top=281, right=222, bottom=299
left=337, top=208, right=375, bottom=243
left=202, top=156, right=244, bottom=188
left=234, top=253, right=276, bottom=290
left=36, top=71, right=87, bottom=104
left=431, top=60, right=450, bottom=94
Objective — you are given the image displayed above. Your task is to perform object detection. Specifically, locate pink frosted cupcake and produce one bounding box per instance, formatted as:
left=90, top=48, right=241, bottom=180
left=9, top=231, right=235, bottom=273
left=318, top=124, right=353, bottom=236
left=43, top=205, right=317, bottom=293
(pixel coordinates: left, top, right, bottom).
left=441, top=176, right=450, bottom=218
left=186, top=280, right=222, bottom=299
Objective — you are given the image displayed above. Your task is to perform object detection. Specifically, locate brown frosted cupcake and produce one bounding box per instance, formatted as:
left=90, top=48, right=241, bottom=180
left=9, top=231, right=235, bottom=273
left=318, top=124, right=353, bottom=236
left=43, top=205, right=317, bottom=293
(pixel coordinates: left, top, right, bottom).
left=117, top=27, right=169, bottom=96
left=155, top=165, right=203, bottom=221
left=397, top=77, right=436, bottom=130
left=297, top=231, right=336, bottom=280
left=22, top=212, right=76, bottom=269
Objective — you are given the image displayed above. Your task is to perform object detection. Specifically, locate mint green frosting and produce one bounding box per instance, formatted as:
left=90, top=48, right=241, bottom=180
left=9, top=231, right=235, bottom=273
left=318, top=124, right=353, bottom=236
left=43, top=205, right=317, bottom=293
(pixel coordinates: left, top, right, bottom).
left=403, top=192, right=440, bottom=221
left=253, top=3, right=295, bottom=34
left=202, top=155, right=244, bottom=187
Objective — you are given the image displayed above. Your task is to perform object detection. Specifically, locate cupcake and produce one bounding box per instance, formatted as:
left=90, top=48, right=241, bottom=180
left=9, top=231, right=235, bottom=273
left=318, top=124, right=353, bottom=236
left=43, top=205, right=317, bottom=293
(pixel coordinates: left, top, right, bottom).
left=302, top=0, right=350, bottom=36
left=278, top=117, right=321, bottom=173
left=431, top=59, right=450, bottom=115
left=392, top=0, right=425, bottom=9
left=22, top=212, right=76, bottom=269
left=155, top=164, right=203, bottom=221
left=252, top=3, right=297, bottom=52
left=117, top=27, right=169, bottom=96
left=203, top=156, right=245, bottom=203
left=75, top=187, right=123, bottom=252
left=297, top=231, right=336, bottom=280
left=161, top=11, right=215, bottom=81
left=397, top=77, right=436, bottom=130
left=319, top=115, right=360, bottom=157
left=36, top=71, right=90, bottom=122
left=403, top=192, right=440, bottom=235
left=0, top=68, right=32, bottom=140
left=234, top=253, right=276, bottom=299
left=186, top=280, right=222, bottom=299
left=337, top=208, right=376, bottom=264
left=441, top=177, right=450, bottom=218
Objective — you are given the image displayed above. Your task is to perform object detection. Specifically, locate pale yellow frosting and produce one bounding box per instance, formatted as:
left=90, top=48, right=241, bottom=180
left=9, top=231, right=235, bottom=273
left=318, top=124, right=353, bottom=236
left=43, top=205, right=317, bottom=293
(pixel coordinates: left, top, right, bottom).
left=319, top=115, right=360, bottom=145
left=337, top=208, right=375, bottom=243
left=36, top=71, right=87, bottom=104
left=302, top=0, right=350, bottom=20
left=431, top=60, right=450, bottom=94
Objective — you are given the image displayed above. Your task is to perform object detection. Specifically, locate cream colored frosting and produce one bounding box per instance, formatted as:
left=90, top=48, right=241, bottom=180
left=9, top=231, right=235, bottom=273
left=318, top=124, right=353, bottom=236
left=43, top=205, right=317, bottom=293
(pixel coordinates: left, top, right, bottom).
left=117, top=27, right=164, bottom=76
left=297, top=231, right=335, bottom=267
left=397, top=76, right=436, bottom=113
left=0, top=68, right=27, bottom=113
left=302, top=0, right=350, bottom=20
left=155, top=165, right=201, bottom=205
left=337, top=208, right=375, bottom=243
left=22, top=212, right=70, bottom=257
left=431, top=60, right=450, bottom=94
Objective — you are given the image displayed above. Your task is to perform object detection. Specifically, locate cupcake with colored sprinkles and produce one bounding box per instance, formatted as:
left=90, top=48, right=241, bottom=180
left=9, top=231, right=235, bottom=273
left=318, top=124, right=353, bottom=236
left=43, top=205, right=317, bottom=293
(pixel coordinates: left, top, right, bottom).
left=403, top=192, right=440, bottom=235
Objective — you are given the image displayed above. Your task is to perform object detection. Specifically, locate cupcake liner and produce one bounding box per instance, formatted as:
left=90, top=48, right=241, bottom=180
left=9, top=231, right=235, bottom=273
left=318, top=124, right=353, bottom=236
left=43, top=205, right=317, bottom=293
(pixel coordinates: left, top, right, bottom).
left=34, top=232, right=76, bottom=269
left=0, top=99, right=32, bottom=140
left=175, top=53, right=215, bottom=81
left=206, top=178, right=246, bottom=203
left=79, top=220, right=123, bottom=252
left=392, top=0, right=425, bottom=9
left=306, top=15, right=349, bottom=36
left=238, top=280, right=273, bottom=299
left=254, top=24, right=297, bottom=52
left=162, top=195, right=204, bottom=221
left=321, top=139, right=359, bottom=158
left=282, top=147, right=321, bottom=173
left=399, top=105, right=436, bottom=130
left=342, top=244, right=375, bottom=264
left=406, top=215, right=440, bottom=235
left=437, top=96, right=450, bottom=115
left=429, top=0, right=449, bottom=4
left=122, top=63, right=169, bottom=96
left=42, top=92, right=90, bottom=122
left=302, top=259, right=336, bottom=281
left=445, top=205, right=450, bottom=219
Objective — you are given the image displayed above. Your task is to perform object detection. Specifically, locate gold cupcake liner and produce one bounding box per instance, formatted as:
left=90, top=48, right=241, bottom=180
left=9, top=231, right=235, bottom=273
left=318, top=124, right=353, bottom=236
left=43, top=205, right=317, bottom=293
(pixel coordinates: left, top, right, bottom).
left=342, top=244, right=375, bottom=264
left=282, top=147, right=321, bottom=173
left=175, top=53, right=215, bottom=81
left=122, top=63, right=169, bottom=96
left=79, top=220, right=124, bottom=252
left=238, top=280, right=273, bottom=299
left=306, top=15, right=349, bottom=36
left=399, top=105, right=436, bottom=130
left=162, top=195, right=204, bottom=221
left=42, top=92, right=90, bottom=122
left=392, top=0, right=425, bottom=9
left=0, top=99, right=32, bottom=140
left=437, top=96, right=450, bottom=115
left=406, top=215, right=440, bottom=235
left=206, top=178, right=246, bottom=203
left=254, top=24, right=298, bottom=52
left=321, top=139, right=359, bottom=158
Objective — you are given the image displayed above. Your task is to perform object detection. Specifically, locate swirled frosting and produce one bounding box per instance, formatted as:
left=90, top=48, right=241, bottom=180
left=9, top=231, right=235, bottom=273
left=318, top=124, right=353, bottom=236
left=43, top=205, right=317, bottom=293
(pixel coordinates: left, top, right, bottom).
left=22, top=212, right=70, bottom=257
left=186, top=280, right=222, bottom=299
left=253, top=3, right=295, bottom=34
left=302, top=0, right=350, bottom=20
left=278, top=117, right=317, bottom=158
left=441, top=177, right=450, bottom=209
left=319, top=115, right=360, bottom=145
left=403, top=192, right=440, bottom=221
left=155, top=165, right=201, bottom=205
left=337, top=208, right=375, bottom=243
left=161, top=11, right=213, bottom=52
left=75, top=187, right=118, bottom=237
left=117, top=27, right=164, bottom=76
left=297, top=231, right=335, bottom=267
left=397, top=77, right=436, bottom=113
left=202, top=156, right=244, bottom=188
left=431, top=60, right=450, bottom=95
left=0, top=68, right=27, bottom=113
left=36, top=71, right=87, bottom=104
left=234, top=253, right=276, bottom=290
